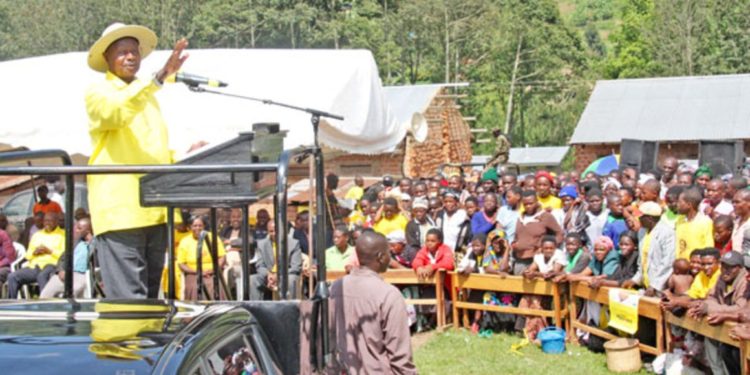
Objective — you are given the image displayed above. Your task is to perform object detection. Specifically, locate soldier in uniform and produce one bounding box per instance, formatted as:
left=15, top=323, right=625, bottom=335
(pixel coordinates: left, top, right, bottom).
left=483, top=129, right=511, bottom=174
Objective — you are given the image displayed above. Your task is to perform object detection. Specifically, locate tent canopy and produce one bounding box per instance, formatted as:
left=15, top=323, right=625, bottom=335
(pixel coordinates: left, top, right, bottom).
left=0, top=49, right=404, bottom=160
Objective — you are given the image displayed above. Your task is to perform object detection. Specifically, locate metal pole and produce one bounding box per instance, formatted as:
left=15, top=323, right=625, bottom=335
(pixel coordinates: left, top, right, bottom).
left=276, top=150, right=292, bottom=300
left=196, top=231, right=204, bottom=300
left=167, top=207, right=176, bottom=299
left=210, top=208, right=220, bottom=300
left=241, top=205, right=251, bottom=301
left=0, top=163, right=279, bottom=175
left=311, top=115, right=330, bottom=367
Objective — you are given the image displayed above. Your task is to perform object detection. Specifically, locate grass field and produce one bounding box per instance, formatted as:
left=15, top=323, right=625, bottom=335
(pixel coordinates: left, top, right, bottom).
left=414, top=330, right=650, bottom=375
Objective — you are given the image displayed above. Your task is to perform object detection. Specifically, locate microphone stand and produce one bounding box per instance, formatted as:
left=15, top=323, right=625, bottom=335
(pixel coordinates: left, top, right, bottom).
left=186, top=84, right=341, bottom=369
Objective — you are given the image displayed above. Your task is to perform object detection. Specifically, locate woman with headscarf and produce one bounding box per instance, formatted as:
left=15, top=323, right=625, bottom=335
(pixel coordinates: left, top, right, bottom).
left=694, top=165, right=713, bottom=190
left=561, top=236, right=621, bottom=282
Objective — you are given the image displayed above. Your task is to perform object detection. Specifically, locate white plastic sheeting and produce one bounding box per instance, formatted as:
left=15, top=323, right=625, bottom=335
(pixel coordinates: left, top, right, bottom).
left=0, top=49, right=404, bottom=158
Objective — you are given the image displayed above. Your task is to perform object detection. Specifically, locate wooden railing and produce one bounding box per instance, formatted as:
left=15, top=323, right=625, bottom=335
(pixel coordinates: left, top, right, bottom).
left=328, top=268, right=750, bottom=372
left=664, top=311, right=750, bottom=375
left=568, top=281, right=664, bottom=355
left=326, top=269, right=446, bottom=327
left=449, top=272, right=568, bottom=331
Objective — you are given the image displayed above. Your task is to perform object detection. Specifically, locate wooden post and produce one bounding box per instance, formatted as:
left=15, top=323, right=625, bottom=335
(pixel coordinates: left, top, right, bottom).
left=568, top=282, right=579, bottom=345
left=436, top=271, right=445, bottom=328
left=656, top=314, right=664, bottom=354
left=553, top=282, right=562, bottom=328
left=451, top=272, right=460, bottom=330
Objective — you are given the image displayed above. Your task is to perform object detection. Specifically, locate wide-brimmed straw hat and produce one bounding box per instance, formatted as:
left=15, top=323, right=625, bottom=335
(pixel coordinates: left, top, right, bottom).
left=88, top=22, right=157, bottom=72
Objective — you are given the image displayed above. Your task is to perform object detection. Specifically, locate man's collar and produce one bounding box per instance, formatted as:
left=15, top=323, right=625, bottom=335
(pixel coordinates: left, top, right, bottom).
left=105, top=71, right=134, bottom=88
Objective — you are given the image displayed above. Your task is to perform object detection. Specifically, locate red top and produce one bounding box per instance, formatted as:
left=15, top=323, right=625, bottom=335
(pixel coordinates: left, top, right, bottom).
left=33, top=200, right=62, bottom=215
left=412, top=243, right=455, bottom=271
left=716, top=240, right=732, bottom=256
left=412, top=243, right=455, bottom=290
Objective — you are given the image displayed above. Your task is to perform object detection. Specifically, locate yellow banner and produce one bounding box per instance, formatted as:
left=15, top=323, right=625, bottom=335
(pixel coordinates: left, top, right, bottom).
left=608, top=288, right=640, bottom=334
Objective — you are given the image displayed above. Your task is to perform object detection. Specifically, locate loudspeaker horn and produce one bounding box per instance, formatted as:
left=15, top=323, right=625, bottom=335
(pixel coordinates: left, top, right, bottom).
left=409, top=112, right=428, bottom=143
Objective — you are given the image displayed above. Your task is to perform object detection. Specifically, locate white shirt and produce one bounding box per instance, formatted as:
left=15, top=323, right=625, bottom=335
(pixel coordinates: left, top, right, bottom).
left=457, top=252, right=484, bottom=274
left=533, top=249, right=567, bottom=273
left=699, top=199, right=734, bottom=217
left=734, top=217, right=750, bottom=254
left=437, top=209, right=467, bottom=251
left=586, top=209, right=610, bottom=247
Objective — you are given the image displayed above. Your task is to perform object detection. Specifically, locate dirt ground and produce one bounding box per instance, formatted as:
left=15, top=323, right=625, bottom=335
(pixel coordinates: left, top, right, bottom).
left=411, top=331, right=435, bottom=351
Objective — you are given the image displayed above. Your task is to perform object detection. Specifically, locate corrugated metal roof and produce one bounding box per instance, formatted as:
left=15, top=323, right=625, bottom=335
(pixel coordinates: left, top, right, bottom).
left=473, top=146, right=569, bottom=167
left=570, top=74, right=750, bottom=144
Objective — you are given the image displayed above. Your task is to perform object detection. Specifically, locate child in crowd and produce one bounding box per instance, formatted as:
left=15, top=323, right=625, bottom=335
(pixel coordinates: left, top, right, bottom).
left=667, top=259, right=694, bottom=297
left=458, top=233, right=487, bottom=333
left=479, top=229, right=515, bottom=332
left=602, top=195, right=628, bottom=248
left=482, top=229, right=510, bottom=276
left=412, top=228, right=455, bottom=330
left=562, top=233, right=591, bottom=277
left=413, top=228, right=455, bottom=279
left=458, top=233, right=487, bottom=275
left=523, top=235, right=567, bottom=280
left=519, top=236, right=565, bottom=341
left=713, top=215, right=733, bottom=254
left=464, top=196, right=479, bottom=219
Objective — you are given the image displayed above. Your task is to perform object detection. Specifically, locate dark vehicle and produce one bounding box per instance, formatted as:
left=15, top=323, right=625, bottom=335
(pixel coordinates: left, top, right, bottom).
left=0, top=183, right=88, bottom=230
left=0, top=299, right=306, bottom=374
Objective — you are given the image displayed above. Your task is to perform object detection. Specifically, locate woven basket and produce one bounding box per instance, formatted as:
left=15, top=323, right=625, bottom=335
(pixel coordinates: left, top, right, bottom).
left=603, top=338, right=642, bottom=373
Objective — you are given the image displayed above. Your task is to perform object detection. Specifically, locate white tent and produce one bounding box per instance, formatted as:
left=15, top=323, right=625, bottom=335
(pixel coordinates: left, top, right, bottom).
left=0, top=49, right=404, bottom=160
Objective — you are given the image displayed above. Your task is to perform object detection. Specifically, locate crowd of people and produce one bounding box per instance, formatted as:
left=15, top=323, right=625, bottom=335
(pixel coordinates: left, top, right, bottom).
left=317, top=158, right=749, bottom=374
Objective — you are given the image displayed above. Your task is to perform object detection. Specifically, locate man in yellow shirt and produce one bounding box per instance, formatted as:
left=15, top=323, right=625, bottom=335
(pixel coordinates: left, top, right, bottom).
left=661, top=248, right=720, bottom=312
left=7, top=212, right=65, bottom=298
left=686, top=248, right=721, bottom=299
left=344, top=175, right=365, bottom=201
left=675, top=187, right=714, bottom=260
left=85, top=23, right=190, bottom=299
left=373, top=198, right=408, bottom=236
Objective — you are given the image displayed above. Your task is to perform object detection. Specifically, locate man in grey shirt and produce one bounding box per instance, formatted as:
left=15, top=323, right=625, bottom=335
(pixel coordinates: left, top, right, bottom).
left=328, top=230, right=416, bottom=374
left=623, top=202, right=675, bottom=296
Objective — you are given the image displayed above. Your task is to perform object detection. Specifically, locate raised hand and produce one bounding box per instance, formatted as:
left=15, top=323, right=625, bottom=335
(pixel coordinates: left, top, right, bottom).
left=156, top=38, right=189, bottom=83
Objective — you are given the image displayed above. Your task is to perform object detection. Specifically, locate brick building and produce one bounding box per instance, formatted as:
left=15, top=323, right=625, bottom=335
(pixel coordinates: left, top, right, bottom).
left=570, top=74, right=750, bottom=172
left=322, top=84, right=473, bottom=178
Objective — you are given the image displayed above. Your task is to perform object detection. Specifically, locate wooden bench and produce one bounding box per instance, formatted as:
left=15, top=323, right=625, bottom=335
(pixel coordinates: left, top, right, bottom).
left=326, top=269, right=447, bottom=327
left=450, top=272, right=568, bottom=331
left=664, top=311, right=750, bottom=375
left=568, top=281, right=664, bottom=355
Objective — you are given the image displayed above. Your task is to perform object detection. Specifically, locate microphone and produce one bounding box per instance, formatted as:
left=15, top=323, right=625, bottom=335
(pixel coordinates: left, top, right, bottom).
left=167, top=72, right=228, bottom=87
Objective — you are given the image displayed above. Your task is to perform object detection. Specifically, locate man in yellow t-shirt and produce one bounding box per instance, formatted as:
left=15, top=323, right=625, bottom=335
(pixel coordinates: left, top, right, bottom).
left=7, top=212, right=65, bottom=298
left=373, top=198, right=408, bottom=236
left=662, top=248, right=720, bottom=313
left=686, top=249, right=721, bottom=299
left=344, top=175, right=365, bottom=202
left=85, top=23, right=197, bottom=299
left=675, top=188, right=714, bottom=260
